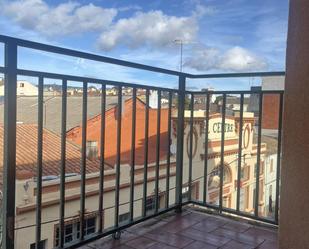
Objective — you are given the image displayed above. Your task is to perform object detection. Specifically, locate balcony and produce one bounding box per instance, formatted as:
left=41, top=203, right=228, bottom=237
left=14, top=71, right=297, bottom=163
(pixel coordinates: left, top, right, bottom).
left=0, top=35, right=284, bottom=249
left=77, top=208, right=278, bottom=249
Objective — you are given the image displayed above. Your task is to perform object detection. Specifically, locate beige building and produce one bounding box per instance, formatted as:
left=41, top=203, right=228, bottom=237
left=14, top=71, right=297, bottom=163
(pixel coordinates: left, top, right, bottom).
left=0, top=80, right=38, bottom=96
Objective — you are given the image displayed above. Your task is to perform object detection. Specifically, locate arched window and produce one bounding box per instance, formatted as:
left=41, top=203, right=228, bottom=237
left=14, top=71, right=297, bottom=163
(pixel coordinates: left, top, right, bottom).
left=208, top=164, right=232, bottom=188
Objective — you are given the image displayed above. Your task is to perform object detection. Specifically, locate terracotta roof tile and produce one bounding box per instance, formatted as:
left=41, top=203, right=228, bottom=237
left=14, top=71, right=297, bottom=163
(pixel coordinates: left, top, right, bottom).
left=0, top=124, right=110, bottom=181
left=67, top=97, right=169, bottom=167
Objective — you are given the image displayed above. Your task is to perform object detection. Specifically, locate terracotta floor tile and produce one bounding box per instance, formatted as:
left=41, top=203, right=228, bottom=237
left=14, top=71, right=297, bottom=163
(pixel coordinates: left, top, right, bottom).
left=162, top=217, right=200, bottom=233
left=183, top=241, right=218, bottom=249
left=243, top=227, right=278, bottom=242
left=192, top=218, right=226, bottom=233
left=178, top=227, right=230, bottom=247
left=125, top=236, right=158, bottom=249
left=86, top=231, right=137, bottom=249
left=111, top=245, right=135, bottom=249
left=211, top=227, right=265, bottom=246
left=257, top=240, right=278, bottom=249
left=147, top=242, right=178, bottom=249
left=222, top=221, right=252, bottom=232
left=181, top=212, right=209, bottom=221
left=144, top=230, right=194, bottom=248
left=219, top=240, right=255, bottom=249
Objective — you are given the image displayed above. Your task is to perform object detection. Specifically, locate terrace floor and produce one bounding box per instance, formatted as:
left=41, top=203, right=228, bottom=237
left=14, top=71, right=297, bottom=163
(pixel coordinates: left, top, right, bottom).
left=78, top=207, right=278, bottom=249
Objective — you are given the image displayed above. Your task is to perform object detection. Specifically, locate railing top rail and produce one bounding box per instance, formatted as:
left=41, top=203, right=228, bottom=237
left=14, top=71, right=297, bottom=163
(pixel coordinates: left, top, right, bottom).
left=189, top=71, right=285, bottom=79
left=0, top=34, right=285, bottom=80
left=186, top=90, right=284, bottom=94
left=0, top=34, right=188, bottom=77
left=13, top=68, right=179, bottom=92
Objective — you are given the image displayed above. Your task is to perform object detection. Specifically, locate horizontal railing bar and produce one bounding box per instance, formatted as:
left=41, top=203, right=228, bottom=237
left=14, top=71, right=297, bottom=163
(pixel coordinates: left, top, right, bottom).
left=15, top=68, right=179, bottom=92
left=186, top=90, right=284, bottom=94
left=189, top=71, right=285, bottom=79
left=190, top=200, right=278, bottom=225
left=0, top=34, right=187, bottom=77
left=65, top=204, right=180, bottom=249
left=4, top=65, right=287, bottom=94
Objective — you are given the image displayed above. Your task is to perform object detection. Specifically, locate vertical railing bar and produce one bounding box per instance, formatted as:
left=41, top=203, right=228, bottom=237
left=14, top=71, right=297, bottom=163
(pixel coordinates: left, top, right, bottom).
left=80, top=81, right=87, bottom=240
left=129, top=88, right=137, bottom=222
left=188, top=94, right=194, bottom=201
left=165, top=91, right=172, bottom=209
left=155, top=90, right=161, bottom=213
left=236, top=94, right=244, bottom=212
left=175, top=76, right=186, bottom=212
left=98, top=84, right=106, bottom=233
left=219, top=94, right=226, bottom=212
left=203, top=92, right=210, bottom=204
left=142, top=89, right=150, bottom=217
left=59, top=79, right=67, bottom=248
left=255, top=92, right=263, bottom=217
left=2, top=39, right=17, bottom=249
left=275, top=92, right=284, bottom=224
left=35, top=76, right=44, bottom=249
left=114, top=86, right=122, bottom=228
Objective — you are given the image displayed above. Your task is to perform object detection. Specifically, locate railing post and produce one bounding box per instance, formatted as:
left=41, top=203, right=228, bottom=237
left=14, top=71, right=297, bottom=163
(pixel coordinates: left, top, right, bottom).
left=2, top=39, right=17, bottom=249
left=175, top=75, right=186, bottom=212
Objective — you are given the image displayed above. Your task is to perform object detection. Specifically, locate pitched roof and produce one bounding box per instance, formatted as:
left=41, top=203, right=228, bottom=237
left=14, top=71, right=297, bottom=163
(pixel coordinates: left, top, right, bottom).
left=0, top=124, right=111, bottom=181
left=67, top=97, right=169, bottom=166
left=0, top=96, right=129, bottom=134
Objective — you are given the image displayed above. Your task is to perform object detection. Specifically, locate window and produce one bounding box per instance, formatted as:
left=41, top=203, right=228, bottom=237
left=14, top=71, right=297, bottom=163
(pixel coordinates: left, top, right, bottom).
left=241, top=166, right=250, bottom=181
left=268, top=185, right=273, bottom=214
left=119, top=212, right=130, bottom=224
left=182, top=186, right=189, bottom=202
left=79, top=217, right=96, bottom=236
left=270, top=159, right=274, bottom=173
left=30, top=240, right=46, bottom=249
left=145, top=197, right=156, bottom=214
left=55, top=216, right=96, bottom=247
left=20, top=83, right=24, bottom=87
left=239, top=188, right=245, bottom=210
left=260, top=161, right=264, bottom=175
left=254, top=163, right=264, bottom=177
left=86, top=140, right=98, bottom=160
left=269, top=185, right=273, bottom=198
left=208, top=165, right=231, bottom=188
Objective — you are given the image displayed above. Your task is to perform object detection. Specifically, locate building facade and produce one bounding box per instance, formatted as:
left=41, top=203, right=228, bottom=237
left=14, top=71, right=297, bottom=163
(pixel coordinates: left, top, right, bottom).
left=0, top=80, right=38, bottom=96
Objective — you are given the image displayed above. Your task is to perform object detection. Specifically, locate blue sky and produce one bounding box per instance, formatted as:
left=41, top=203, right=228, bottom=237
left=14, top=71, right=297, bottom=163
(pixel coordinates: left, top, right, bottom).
left=0, top=0, right=289, bottom=90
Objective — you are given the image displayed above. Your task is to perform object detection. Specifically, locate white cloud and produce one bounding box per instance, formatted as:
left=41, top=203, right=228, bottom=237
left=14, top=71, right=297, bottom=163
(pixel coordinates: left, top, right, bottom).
left=192, top=4, right=217, bottom=18
left=1, top=0, right=117, bottom=36
left=118, top=5, right=142, bottom=12
left=219, top=47, right=267, bottom=71
left=185, top=46, right=267, bottom=72
left=97, top=10, right=198, bottom=51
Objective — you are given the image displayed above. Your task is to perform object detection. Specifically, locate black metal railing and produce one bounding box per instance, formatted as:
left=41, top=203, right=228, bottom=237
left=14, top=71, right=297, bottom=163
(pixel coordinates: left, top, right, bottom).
left=0, top=35, right=284, bottom=249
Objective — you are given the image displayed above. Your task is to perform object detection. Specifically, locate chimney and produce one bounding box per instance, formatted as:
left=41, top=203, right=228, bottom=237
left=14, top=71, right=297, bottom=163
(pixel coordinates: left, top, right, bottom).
left=86, top=140, right=98, bottom=160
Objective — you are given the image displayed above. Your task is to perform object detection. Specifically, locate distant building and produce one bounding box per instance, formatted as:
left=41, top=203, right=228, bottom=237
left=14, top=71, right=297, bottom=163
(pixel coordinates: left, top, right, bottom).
left=0, top=80, right=38, bottom=96
left=217, top=96, right=250, bottom=112
left=261, top=76, right=285, bottom=130
left=264, top=153, right=277, bottom=218
left=106, top=87, right=118, bottom=96
left=247, top=86, right=262, bottom=116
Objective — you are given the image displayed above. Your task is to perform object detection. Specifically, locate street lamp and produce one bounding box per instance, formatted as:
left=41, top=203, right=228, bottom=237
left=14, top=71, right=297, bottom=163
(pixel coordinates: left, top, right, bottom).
left=173, top=39, right=183, bottom=72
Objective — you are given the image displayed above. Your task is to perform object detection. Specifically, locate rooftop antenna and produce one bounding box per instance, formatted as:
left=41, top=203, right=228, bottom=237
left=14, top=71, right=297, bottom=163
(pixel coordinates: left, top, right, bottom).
left=173, top=39, right=198, bottom=72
